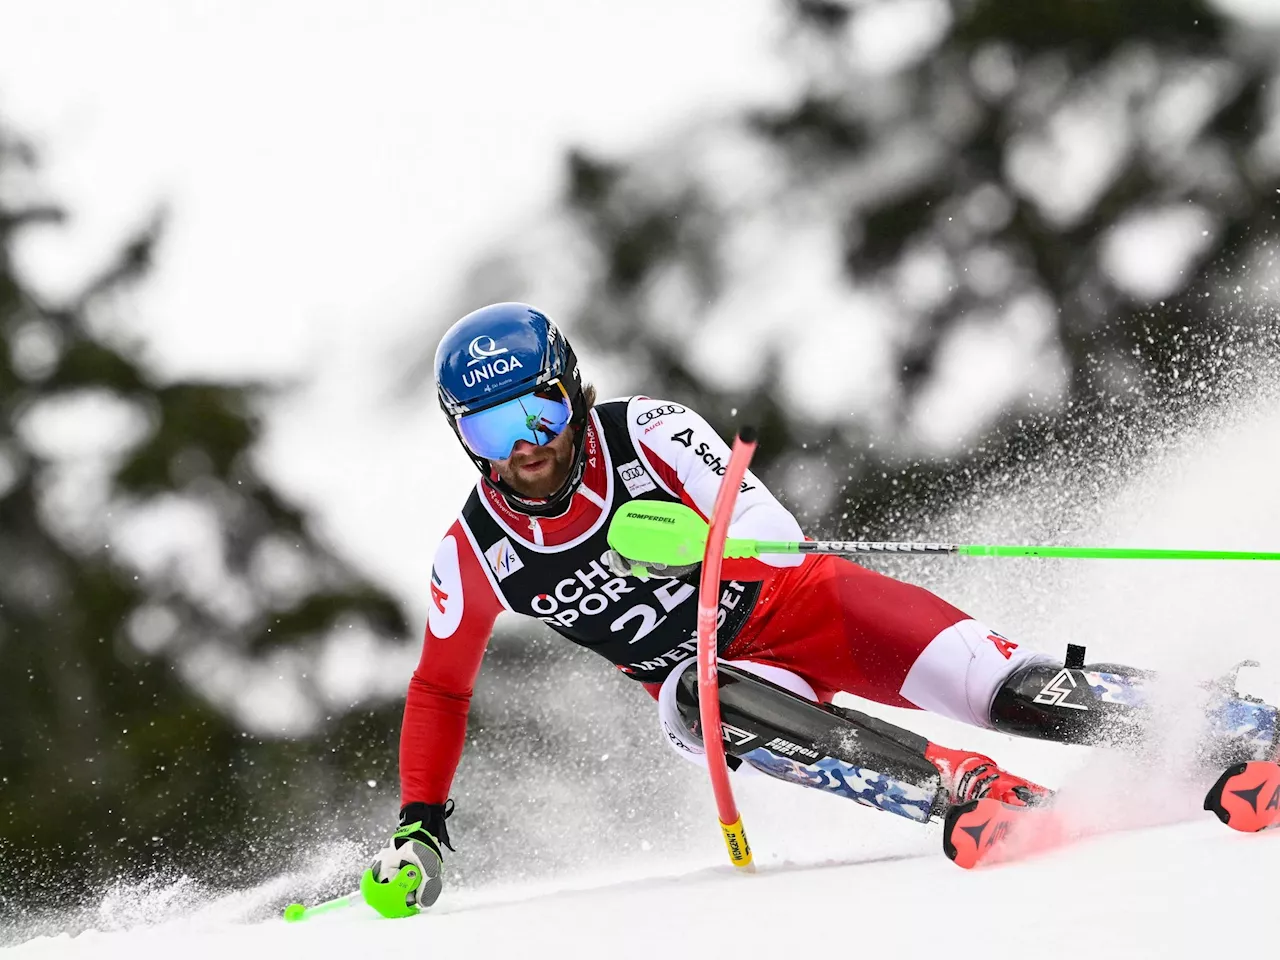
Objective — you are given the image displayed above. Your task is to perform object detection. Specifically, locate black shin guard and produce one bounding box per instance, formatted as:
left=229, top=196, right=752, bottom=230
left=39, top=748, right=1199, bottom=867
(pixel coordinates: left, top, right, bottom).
left=676, top=664, right=947, bottom=821
left=989, top=647, right=1280, bottom=768
left=989, top=646, right=1154, bottom=746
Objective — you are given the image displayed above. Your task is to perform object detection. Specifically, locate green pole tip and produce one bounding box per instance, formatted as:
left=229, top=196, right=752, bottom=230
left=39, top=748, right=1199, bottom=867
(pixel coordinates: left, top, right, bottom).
left=283, top=902, right=306, bottom=922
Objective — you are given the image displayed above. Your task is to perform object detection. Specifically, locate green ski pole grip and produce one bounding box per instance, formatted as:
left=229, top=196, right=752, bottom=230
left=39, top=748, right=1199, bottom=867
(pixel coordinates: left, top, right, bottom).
left=359, top=863, right=423, bottom=919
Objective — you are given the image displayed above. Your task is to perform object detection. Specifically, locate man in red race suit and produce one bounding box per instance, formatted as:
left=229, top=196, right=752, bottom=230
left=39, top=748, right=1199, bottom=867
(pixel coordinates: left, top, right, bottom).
left=361, top=302, right=1279, bottom=911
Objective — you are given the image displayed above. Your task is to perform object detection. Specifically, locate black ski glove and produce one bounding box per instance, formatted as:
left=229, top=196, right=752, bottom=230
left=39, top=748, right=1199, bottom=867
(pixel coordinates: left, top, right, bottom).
left=365, top=800, right=454, bottom=912
left=397, top=800, right=454, bottom=858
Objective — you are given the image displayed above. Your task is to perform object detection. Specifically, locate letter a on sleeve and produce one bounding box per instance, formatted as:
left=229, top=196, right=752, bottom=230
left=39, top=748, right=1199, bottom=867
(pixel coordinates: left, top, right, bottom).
left=428, top=535, right=465, bottom=638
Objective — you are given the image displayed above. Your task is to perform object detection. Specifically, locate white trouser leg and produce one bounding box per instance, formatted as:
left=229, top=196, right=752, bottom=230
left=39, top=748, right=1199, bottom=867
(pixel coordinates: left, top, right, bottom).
left=898, top=619, right=1055, bottom=728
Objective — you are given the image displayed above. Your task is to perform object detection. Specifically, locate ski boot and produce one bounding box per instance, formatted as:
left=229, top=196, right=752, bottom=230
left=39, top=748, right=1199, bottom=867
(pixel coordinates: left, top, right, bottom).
left=925, top=742, right=1053, bottom=808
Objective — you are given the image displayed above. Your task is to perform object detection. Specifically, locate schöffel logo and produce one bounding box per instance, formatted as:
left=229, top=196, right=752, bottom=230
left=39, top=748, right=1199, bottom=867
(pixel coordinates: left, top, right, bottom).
left=635, top=404, right=685, bottom=426
left=467, top=336, right=509, bottom=366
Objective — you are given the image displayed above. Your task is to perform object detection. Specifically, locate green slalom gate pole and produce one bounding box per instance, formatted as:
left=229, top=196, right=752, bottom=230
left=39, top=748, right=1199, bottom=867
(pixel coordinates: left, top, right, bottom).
left=607, top=500, right=1280, bottom=568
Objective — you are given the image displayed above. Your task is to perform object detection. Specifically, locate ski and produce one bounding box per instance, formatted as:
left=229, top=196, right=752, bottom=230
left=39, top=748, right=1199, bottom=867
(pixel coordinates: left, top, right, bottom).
left=945, top=758, right=1280, bottom=867
left=941, top=797, right=1076, bottom=868
left=1204, top=760, right=1280, bottom=832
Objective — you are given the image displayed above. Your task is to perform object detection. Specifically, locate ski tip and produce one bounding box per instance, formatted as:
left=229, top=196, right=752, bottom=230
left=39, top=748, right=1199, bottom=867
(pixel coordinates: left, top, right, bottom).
left=1205, top=760, right=1280, bottom=833
left=942, top=796, right=1040, bottom=869
left=1204, top=761, right=1247, bottom=822
left=942, top=798, right=990, bottom=869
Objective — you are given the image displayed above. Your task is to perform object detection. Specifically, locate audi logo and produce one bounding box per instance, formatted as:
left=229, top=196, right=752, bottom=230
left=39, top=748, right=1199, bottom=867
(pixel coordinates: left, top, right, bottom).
left=635, top=404, right=686, bottom=425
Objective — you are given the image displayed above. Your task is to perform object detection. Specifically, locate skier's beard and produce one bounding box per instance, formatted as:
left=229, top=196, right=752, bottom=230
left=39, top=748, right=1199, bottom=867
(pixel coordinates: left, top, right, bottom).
left=492, top=427, right=578, bottom=501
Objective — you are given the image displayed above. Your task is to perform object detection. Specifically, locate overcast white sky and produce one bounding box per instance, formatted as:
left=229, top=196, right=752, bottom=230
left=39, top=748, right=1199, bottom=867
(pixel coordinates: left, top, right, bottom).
left=1, top=0, right=1275, bottom=631
left=0, top=0, right=789, bottom=617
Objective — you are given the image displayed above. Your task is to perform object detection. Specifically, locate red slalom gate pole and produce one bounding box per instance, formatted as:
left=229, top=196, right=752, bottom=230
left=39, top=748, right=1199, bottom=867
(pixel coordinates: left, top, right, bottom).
left=696, top=426, right=757, bottom=871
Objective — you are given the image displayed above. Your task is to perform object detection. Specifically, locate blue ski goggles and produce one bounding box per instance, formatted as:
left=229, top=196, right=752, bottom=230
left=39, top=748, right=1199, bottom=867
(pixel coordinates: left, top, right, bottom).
left=456, top=380, right=574, bottom=461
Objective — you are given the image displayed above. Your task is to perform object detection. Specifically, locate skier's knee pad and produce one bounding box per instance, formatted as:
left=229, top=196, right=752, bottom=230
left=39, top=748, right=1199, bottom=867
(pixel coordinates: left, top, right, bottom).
left=899, top=618, right=1056, bottom=727
left=656, top=657, right=818, bottom=765
left=657, top=659, right=704, bottom=764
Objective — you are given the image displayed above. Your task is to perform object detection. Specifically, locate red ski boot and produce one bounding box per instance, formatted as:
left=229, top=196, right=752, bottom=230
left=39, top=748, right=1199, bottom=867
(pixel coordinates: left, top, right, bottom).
left=931, top=744, right=1057, bottom=868
left=925, top=742, right=1053, bottom=808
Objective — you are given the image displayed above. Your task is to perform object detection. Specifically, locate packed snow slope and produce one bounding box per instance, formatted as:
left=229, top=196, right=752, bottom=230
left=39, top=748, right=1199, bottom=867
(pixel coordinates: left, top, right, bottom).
left=7, top=388, right=1280, bottom=958
left=9, top=817, right=1280, bottom=960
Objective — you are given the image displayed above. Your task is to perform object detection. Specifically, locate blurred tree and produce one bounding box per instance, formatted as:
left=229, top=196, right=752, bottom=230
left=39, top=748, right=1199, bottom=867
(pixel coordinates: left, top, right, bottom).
left=0, top=128, right=412, bottom=913
left=440, top=0, right=1280, bottom=538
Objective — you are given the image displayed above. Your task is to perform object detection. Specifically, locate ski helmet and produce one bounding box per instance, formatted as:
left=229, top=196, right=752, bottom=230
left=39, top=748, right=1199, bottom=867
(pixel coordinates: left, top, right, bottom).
left=435, top=302, right=590, bottom=516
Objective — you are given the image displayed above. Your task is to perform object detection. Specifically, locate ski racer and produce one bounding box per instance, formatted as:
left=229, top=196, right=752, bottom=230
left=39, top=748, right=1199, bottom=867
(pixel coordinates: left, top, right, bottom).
left=366, top=302, right=1280, bottom=909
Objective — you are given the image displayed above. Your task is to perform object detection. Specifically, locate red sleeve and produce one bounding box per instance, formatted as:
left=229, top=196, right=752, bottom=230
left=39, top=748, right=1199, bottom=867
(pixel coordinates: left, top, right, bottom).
left=399, top=519, right=503, bottom=806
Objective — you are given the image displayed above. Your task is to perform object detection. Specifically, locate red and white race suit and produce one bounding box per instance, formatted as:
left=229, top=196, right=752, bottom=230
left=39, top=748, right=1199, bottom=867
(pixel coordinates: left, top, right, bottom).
left=401, top=397, right=1043, bottom=806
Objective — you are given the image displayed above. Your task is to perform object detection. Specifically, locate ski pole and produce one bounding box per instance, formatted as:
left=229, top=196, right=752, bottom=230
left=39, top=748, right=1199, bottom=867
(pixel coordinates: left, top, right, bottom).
left=284, top=862, right=424, bottom=922
left=608, top=500, right=1280, bottom=566
left=283, top=890, right=364, bottom=923
left=746, top=542, right=1280, bottom=561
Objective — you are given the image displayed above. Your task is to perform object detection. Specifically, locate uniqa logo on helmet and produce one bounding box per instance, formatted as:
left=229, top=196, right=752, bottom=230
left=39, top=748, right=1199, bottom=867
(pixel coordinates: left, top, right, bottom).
left=462, top=335, right=524, bottom=389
